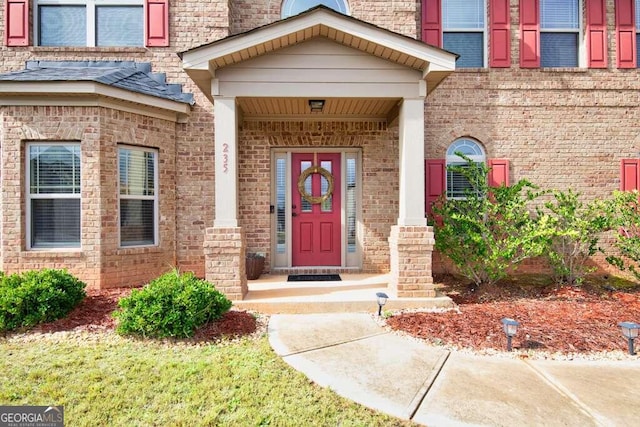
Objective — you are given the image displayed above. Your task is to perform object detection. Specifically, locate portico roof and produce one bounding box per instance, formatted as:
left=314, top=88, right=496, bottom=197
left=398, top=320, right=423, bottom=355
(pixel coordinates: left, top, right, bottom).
left=180, top=5, right=457, bottom=102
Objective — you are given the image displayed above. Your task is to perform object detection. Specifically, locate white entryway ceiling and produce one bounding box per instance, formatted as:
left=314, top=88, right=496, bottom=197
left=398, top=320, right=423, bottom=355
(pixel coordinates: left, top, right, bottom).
left=237, top=97, right=399, bottom=120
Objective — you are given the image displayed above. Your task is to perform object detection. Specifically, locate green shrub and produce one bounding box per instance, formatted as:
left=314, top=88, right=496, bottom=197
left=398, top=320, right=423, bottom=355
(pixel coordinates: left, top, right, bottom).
left=113, top=270, right=232, bottom=338
left=0, top=269, right=86, bottom=331
left=539, top=189, right=609, bottom=285
left=603, top=190, right=640, bottom=282
left=433, top=155, right=552, bottom=286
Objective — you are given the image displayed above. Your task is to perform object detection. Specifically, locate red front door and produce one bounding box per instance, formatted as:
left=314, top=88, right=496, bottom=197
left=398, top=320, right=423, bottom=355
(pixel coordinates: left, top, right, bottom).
left=292, top=153, right=341, bottom=266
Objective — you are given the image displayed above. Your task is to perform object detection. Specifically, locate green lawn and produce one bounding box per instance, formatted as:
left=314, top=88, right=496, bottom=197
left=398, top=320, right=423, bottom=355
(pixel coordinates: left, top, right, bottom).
left=0, top=333, right=412, bottom=426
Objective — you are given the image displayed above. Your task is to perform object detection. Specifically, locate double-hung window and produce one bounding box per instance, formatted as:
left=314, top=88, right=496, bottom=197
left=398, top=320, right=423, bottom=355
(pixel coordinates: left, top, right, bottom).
left=442, top=0, right=486, bottom=68
left=118, top=146, right=158, bottom=247
left=540, top=0, right=581, bottom=67
left=27, top=143, right=81, bottom=249
left=36, top=0, right=144, bottom=47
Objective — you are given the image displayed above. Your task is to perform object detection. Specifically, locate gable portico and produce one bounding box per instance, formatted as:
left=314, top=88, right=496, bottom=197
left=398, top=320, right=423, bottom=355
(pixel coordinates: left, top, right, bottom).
left=180, top=6, right=456, bottom=300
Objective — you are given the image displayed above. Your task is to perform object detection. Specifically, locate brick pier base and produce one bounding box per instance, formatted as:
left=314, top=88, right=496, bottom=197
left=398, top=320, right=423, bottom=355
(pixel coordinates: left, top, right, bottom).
left=204, top=227, right=247, bottom=300
left=389, top=225, right=436, bottom=297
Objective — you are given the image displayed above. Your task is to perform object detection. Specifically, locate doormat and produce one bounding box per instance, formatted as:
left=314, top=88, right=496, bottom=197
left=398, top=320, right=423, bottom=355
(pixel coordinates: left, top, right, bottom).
left=287, top=274, right=342, bottom=282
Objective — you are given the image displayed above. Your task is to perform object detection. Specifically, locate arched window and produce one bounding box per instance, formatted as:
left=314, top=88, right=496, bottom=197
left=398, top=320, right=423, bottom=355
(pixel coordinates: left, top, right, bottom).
left=446, top=138, right=486, bottom=198
left=281, top=0, right=349, bottom=19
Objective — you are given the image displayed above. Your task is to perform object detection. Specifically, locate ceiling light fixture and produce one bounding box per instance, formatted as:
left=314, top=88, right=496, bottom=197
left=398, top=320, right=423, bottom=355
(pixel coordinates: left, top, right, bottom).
left=308, top=99, right=325, bottom=113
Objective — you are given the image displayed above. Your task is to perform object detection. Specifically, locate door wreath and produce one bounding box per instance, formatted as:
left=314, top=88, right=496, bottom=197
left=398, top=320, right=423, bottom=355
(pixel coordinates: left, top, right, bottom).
left=297, top=165, right=334, bottom=204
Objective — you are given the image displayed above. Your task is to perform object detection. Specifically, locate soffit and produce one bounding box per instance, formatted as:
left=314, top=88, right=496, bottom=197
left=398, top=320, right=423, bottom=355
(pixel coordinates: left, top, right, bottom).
left=237, top=97, right=399, bottom=120
left=209, top=24, right=428, bottom=71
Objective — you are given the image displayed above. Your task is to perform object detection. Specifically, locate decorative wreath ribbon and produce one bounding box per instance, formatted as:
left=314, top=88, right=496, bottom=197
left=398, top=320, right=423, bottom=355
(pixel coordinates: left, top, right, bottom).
left=297, top=165, right=334, bottom=204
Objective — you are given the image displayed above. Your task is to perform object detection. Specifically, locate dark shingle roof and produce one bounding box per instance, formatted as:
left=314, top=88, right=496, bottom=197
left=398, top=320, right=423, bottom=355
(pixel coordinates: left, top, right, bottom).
left=0, top=61, right=194, bottom=105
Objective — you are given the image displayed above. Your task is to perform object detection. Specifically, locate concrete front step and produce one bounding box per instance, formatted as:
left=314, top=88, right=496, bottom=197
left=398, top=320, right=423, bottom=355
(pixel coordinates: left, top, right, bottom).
left=232, top=273, right=453, bottom=314
left=234, top=296, right=454, bottom=315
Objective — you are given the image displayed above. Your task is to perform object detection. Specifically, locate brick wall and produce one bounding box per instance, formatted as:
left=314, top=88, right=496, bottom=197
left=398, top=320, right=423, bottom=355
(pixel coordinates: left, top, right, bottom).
left=425, top=68, right=640, bottom=275
left=98, top=109, right=178, bottom=288
left=426, top=69, right=640, bottom=200
left=227, top=0, right=418, bottom=36
left=0, top=1, right=228, bottom=281
left=1, top=0, right=640, bottom=284
left=0, top=106, right=102, bottom=287
left=351, top=0, right=418, bottom=36
left=0, top=106, right=177, bottom=288
left=426, top=0, right=640, bottom=201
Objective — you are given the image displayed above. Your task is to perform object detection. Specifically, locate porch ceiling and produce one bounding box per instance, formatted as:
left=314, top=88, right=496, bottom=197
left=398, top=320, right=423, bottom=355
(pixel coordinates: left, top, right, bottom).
left=180, top=6, right=457, bottom=103
left=237, top=97, right=399, bottom=120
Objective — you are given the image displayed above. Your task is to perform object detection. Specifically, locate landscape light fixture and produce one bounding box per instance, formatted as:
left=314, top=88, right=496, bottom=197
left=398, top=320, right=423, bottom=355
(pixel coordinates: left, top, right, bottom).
left=308, top=99, right=325, bottom=113
left=375, top=292, right=389, bottom=316
left=501, top=318, right=520, bottom=352
left=618, top=321, right=639, bottom=355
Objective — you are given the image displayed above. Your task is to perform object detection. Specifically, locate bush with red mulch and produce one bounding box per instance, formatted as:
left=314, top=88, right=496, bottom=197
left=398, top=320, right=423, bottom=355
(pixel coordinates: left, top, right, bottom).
left=19, top=275, right=640, bottom=356
left=386, top=275, right=640, bottom=355
left=30, top=287, right=257, bottom=341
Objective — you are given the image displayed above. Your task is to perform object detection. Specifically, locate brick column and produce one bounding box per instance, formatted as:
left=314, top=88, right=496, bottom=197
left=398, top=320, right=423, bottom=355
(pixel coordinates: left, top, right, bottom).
left=389, top=225, right=436, bottom=297
left=204, top=227, right=247, bottom=300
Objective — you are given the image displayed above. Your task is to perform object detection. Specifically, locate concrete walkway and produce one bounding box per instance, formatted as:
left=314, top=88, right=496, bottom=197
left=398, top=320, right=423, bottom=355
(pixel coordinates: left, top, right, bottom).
left=268, top=313, right=640, bottom=426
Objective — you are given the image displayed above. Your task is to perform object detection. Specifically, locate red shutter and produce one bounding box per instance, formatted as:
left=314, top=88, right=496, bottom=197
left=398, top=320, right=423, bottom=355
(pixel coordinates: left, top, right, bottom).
left=490, top=0, right=511, bottom=67
left=4, top=0, right=29, bottom=47
left=520, top=0, right=540, bottom=68
left=621, top=159, right=640, bottom=191
left=616, top=0, right=636, bottom=68
left=422, top=0, right=442, bottom=47
left=488, top=159, right=510, bottom=187
left=425, top=159, right=446, bottom=218
left=587, top=0, right=608, bottom=68
left=146, top=0, right=169, bottom=47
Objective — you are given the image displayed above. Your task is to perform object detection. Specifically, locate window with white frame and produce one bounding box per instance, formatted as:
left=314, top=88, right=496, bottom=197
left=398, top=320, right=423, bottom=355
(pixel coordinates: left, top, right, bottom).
left=540, top=0, right=581, bottom=67
left=442, top=0, right=486, bottom=68
left=119, top=146, right=158, bottom=247
left=27, top=143, right=81, bottom=249
left=446, top=138, right=486, bottom=199
left=281, top=0, right=349, bottom=18
left=36, top=0, right=143, bottom=47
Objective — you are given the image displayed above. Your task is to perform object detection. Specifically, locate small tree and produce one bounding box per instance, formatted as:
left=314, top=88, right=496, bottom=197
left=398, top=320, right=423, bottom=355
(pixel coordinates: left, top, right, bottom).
left=433, top=155, right=552, bottom=287
left=603, top=190, right=640, bottom=282
left=539, top=189, right=609, bottom=285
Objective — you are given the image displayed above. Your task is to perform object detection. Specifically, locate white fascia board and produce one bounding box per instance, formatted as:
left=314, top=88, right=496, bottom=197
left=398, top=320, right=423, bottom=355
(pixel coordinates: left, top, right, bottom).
left=422, top=61, right=457, bottom=79
left=0, top=81, right=191, bottom=116
left=317, top=13, right=456, bottom=71
left=0, top=95, right=183, bottom=122
left=182, top=9, right=456, bottom=73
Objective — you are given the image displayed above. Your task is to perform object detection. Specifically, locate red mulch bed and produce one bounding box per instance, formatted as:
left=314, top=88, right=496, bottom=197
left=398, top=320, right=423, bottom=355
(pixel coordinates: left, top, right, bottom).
left=32, top=287, right=257, bottom=340
left=387, top=278, right=640, bottom=354
left=24, top=277, right=640, bottom=354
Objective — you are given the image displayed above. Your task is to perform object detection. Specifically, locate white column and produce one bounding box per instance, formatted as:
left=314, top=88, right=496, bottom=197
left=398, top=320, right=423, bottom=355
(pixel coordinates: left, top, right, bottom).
left=213, top=96, right=239, bottom=227
left=398, top=98, right=427, bottom=226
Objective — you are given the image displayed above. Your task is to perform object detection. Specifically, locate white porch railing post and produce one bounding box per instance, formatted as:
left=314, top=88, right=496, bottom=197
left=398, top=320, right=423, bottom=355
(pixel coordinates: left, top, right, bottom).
left=398, top=97, right=427, bottom=226
left=213, top=96, right=239, bottom=227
